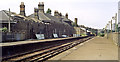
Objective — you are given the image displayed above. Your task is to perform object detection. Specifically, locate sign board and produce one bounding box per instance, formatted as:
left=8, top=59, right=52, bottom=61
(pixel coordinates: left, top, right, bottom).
left=53, top=34, right=58, bottom=38
left=35, top=34, right=45, bottom=40
left=62, top=35, right=67, bottom=37
left=73, top=34, right=80, bottom=37
left=73, top=34, right=77, bottom=37
left=118, top=22, right=120, bottom=27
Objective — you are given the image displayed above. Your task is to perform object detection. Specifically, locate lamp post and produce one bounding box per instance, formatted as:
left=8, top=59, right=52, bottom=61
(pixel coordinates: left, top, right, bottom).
left=8, top=8, right=11, bottom=32
left=106, top=23, right=109, bottom=39
left=112, top=13, right=117, bottom=32
left=115, top=13, right=117, bottom=32
left=108, top=21, right=111, bottom=33
left=111, top=20, right=112, bottom=33
left=44, top=22, right=50, bottom=38
left=105, top=24, right=107, bottom=34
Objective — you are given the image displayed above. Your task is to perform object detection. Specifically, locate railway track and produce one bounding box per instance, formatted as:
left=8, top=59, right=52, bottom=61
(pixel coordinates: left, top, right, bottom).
left=2, top=36, right=93, bottom=62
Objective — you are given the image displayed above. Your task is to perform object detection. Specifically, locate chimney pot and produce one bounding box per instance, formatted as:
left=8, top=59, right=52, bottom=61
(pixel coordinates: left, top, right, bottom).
left=21, top=2, right=24, bottom=5
left=59, top=12, right=62, bottom=16
left=38, top=2, right=44, bottom=13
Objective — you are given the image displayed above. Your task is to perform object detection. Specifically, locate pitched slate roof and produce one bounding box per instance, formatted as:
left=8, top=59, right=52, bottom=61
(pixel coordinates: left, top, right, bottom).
left=29, top=12, right=51, bottom=20
left=0, top=10, right=16, bottom=23
left=0, top=10, right=43, bottom=23
left=44, top=13, right=60, bottom=22
left=44, top=13, right=71, bottom=25
left=61, top=16, right=71, bottom=22
left=38, top=12, right=51, bottom=21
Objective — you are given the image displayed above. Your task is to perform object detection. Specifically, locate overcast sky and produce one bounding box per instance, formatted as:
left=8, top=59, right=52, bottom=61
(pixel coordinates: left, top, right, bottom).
left=0, top=0, right=119, bottom=29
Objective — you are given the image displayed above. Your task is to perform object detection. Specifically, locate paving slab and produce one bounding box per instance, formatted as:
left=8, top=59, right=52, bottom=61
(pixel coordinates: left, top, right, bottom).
left=49, top=37, right=118, bottom=60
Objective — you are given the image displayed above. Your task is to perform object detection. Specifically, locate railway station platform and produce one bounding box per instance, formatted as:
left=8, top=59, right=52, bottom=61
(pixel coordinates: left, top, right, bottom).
left=0, top=37, right=84, bottom=47
left=1, top=36, right=89, bottom=58
left=49, top=37, right=118, bottom=61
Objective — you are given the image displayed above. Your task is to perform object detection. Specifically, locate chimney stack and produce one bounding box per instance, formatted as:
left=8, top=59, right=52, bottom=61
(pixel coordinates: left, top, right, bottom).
left=20, top=2, right=26, bottom=16
left=65, top=13, right=68, bottom=19
left=54, top=11, right=62, bottom=18
left=34, top=8, right=39, bottom=19
left=75, top=18, right=78, bottom=27
left=59, top=12, right=62, bottom=17
left=38, top=2, right=44, bottom=13
left=54, top=10, right=59, bottom=18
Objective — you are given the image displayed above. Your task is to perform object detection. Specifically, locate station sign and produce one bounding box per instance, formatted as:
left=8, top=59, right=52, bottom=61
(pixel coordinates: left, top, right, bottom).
left=62, top=35, right=67, bottom=37
left=53, top=34, right=58, bottom=38
left=35, top=34, right=45, bottom=40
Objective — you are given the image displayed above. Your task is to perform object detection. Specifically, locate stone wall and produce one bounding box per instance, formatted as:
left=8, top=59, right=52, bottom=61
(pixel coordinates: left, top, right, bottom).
left=105, top=33, right=119, bottom=46
left=2, top=17, right=75, bottom=41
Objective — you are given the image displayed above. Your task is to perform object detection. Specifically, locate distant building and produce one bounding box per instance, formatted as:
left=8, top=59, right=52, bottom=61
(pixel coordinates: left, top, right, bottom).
left=73, top=18, right=86, bottom=37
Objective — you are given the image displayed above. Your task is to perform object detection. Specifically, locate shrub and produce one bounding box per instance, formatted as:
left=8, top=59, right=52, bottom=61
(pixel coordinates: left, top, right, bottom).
left=2, top=27, right=7, bottom=32
left=100, top=33, right=104, bottom=37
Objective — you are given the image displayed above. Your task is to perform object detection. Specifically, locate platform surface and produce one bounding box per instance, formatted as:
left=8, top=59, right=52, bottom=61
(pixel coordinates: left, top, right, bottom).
left=49, top=37, right=118, bottom=60
left=0, top=37, right=76, bottom=47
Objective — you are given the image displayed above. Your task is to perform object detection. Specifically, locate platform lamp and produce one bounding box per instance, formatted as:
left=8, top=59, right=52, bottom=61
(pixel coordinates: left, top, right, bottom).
left=108, top=21, right=111, bottom=33
left=111, top=20, right=112, bottom=33
left=105, top=25, right=107, bottom=34
left=106, top=23, right=109, bottom=33
left=8, top=8, right=11, bottom=32
left=115, top=13, right=117, bottom=32
left=43, top=21, right=50, bottom=39
left=106, top=23, right=109, bottom=39
left=106, top=24, right=108, bottom=33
